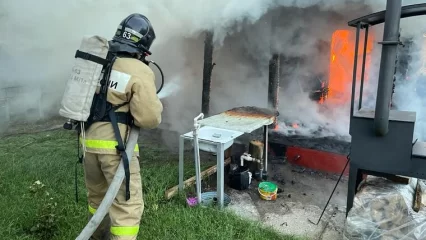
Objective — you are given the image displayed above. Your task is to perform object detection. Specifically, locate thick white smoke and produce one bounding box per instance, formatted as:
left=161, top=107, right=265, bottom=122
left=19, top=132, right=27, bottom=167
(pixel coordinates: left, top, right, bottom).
left=0, top=0, right=425, bottom=142
left=392, top=25, right=426, bottom=141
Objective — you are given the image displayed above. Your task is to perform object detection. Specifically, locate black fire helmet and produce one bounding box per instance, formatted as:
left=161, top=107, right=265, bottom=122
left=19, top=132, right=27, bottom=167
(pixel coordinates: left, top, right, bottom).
left=109, top=13, right=156, bottom=56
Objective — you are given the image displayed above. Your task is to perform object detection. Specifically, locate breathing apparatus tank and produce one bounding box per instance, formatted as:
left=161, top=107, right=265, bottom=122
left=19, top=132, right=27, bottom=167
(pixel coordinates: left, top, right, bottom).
left=59, top=36, right=109, bottom=123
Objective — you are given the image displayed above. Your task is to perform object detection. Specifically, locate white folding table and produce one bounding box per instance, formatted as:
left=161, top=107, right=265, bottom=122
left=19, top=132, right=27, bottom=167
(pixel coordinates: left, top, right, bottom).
left=178, top=108, right=276, bottom=208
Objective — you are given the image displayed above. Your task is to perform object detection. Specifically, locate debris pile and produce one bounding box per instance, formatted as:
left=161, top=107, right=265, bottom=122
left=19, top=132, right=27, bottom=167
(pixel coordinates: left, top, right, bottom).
left=344, top=176, right=426, bottom=240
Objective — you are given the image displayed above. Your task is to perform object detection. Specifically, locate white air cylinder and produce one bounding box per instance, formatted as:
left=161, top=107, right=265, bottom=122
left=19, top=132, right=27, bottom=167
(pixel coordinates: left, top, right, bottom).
left=59, top=36, right=109, bottom=122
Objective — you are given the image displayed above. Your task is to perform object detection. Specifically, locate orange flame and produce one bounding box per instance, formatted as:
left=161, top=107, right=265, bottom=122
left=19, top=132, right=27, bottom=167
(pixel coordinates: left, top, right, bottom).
left=326, top=29, right=374, bottom=105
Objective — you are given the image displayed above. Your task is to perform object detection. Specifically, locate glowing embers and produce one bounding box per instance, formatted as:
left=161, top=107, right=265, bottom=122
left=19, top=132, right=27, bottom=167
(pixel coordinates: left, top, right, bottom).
left=280, top=121, right=304, bottom=135
left=273, top=124, right=280, bottom=131
left=325, top=29, right=374, bottom=105
left=276, top=121, right=331, bottom=137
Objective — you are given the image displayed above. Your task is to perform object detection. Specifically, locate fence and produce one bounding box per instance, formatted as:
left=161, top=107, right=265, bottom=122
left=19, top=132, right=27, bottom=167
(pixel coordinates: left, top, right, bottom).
left=0, top=85, right=59, bottom=124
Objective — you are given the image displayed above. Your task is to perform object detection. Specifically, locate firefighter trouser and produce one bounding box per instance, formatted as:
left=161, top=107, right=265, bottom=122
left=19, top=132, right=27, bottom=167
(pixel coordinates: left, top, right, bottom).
left=83, top=152, right=143, bottom=240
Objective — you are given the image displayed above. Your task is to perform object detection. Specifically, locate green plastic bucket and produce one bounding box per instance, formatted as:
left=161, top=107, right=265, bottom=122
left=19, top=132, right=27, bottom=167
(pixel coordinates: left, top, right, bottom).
left=258, top=182, right=278, bottom=201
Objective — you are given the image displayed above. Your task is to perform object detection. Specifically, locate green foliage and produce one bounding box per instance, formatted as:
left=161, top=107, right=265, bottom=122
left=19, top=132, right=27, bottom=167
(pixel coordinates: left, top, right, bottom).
left=26, top=181, right=61, bottom=239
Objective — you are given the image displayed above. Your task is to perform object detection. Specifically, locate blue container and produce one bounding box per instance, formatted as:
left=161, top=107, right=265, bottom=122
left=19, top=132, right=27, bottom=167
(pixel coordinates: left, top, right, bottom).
left=199, top=191, right=231, bottom=207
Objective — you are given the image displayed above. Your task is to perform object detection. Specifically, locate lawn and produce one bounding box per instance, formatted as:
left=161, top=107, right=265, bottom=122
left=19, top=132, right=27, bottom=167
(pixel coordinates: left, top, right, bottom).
left=0, top=129, right=301, bottom=240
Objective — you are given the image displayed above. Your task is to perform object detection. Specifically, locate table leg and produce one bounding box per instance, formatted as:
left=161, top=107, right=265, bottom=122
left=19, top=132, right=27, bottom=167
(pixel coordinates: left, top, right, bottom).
left=194, top=136, right=202, bottom=204
left=179, top=136, right=185, bottom=191
left=217, top=142, right=225, bottom=209
left=263, top=125, right=268, bottom=172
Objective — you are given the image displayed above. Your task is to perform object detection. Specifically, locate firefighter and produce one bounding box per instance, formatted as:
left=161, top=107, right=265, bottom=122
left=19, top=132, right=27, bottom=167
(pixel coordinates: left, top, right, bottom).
left=81, top=13, right=163, bottom=240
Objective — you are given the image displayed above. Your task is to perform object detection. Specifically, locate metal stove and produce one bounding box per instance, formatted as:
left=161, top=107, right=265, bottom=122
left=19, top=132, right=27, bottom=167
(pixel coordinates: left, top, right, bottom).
left=346, top=1, right=426, bottom=216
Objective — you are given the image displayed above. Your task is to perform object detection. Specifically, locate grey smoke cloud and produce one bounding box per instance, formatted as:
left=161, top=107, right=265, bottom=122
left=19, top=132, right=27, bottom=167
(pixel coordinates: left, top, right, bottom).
left=0, top=0, right=425, bottom=143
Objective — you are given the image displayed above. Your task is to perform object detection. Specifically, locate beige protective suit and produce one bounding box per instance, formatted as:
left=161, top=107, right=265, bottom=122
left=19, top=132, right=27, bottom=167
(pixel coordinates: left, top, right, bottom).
left=81, top=56, right=163, bottom=240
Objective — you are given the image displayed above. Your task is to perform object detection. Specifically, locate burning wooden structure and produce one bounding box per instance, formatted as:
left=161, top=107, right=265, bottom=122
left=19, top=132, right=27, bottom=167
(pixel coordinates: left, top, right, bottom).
left=198, top=2, right=426, bottom=180
left=198, top=7, right=375, bottom=175
left=201, top=31, right=214, bottom=117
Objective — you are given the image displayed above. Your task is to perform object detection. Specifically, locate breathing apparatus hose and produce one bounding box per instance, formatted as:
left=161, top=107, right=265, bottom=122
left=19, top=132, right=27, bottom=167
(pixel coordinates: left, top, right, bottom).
left=149, top=60, right=164, bottom=94
left=75, top=126, right=140, bottom=240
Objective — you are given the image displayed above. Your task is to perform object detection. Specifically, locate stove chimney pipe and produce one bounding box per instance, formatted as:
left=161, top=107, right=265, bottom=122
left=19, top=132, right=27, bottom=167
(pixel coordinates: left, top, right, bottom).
left=374, top=0, right=402, bottom=136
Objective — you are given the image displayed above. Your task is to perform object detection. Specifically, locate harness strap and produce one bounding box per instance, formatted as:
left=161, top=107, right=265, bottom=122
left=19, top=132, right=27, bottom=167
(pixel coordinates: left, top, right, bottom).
left=85, top=101, right=130, bottom=131
left=108, top=108, right=131, bottom=201
left=75, top=50, right=110, bottom=66
left=75, top=104, right=132, bottom=203
left=99, top=112, right=133, bottom=125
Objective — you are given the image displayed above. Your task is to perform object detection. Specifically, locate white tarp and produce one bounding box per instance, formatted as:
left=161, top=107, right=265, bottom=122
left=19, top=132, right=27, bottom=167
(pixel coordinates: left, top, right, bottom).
left=344, top=176, right=426, bottom=240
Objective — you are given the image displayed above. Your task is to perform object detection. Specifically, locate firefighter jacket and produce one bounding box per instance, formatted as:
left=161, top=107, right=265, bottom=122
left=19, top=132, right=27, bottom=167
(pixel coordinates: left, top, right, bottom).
left=81, top=57, right=163, bottom=155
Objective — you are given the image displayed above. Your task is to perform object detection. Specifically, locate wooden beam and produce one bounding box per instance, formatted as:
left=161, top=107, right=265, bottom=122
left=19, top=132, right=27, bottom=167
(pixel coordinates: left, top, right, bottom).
left=268, top=53, right=280, bottom=129
left=268, top=12, right=280, bottom=129
left=201, top=31, right=214, bottom=116
left=165, top=158, right=231, bottom=200
left=247, top=140, right=264, bottom=173
left=413, top=179, right=422, bottom=212
left=385, top=175, right=410, bottom=185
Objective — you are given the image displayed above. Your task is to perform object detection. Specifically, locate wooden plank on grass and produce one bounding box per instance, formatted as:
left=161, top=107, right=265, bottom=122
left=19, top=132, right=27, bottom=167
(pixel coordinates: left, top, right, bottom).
left=165, top=158, right=231, bottom=200
left=385, top=175, right=410, bottom=185
left=414, top=179, right=422, bottom=212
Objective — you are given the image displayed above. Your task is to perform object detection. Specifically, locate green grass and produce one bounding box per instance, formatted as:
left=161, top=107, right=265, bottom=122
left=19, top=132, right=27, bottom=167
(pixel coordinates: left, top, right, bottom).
left=0, top=130, right=302, bottom=240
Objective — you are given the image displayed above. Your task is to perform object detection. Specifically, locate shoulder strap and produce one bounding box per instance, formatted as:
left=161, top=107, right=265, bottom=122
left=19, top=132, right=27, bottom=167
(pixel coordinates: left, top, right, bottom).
left=106, top=98, right=133, bottom=201
left=75, top=50, right=110, bottom=66
left=92, top=53, right=117, bottom=122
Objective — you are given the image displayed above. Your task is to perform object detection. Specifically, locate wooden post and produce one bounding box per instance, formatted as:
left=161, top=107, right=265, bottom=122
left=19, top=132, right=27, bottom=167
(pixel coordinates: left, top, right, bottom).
left=413, top=179, right=422, bottom=212
left=268, top=54, right=280, bottom=128
left=268, top=14, right=280, bottom=128
left=247, top=140, right=264, bottom=173
left=224, top=145, right=233, bottom=159
left=164, top=158, right=231, bottom=200
left=202, top=31, right=214, bottom=116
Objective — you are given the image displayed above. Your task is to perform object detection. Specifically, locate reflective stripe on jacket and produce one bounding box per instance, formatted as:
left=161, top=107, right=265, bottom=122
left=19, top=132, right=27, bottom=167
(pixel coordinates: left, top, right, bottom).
left=80, top=137, right=139, bottom=154
left=110, top=226, right=140, bottom=237
left=88, top=205, right=140, bottom=237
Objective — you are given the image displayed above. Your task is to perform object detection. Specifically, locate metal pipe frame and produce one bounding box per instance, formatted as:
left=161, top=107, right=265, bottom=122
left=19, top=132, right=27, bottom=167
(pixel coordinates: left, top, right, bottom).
left=373, top=0, right=402, bottom=136
left=358, top=26, right=369, bottom=110
left=348, top=2, right=426, bottom=117
left=263, top=125, right=269, bottom=173
left=349, top=23, right=361, bottom=130
left=178, top=135, right=227, bottom=209
left=348, top=3, right=426, bottom=27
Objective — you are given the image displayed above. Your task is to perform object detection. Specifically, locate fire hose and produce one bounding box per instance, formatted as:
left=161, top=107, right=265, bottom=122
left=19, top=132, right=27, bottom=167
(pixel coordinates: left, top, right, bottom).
left=75, top=126, right=140, bottom=240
